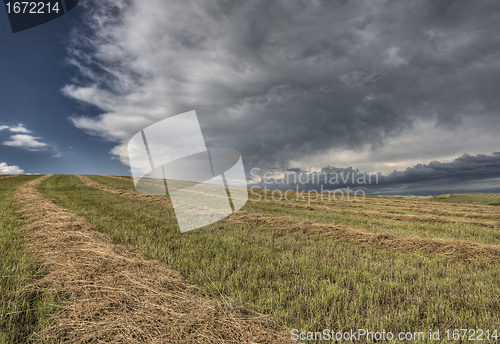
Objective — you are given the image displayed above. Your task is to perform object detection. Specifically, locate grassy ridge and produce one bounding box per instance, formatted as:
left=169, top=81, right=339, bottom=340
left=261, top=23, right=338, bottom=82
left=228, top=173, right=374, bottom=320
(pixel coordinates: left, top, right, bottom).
left=0, top=175, right=55, bottom=344
left=38, top=175, right=500, bottom=339
left=86, top=175, right=500, bottom=246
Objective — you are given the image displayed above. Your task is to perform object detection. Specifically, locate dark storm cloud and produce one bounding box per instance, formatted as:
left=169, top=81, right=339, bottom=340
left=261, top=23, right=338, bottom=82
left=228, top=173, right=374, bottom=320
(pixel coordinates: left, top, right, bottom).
left=250, top=153, right=500, bottom=195
left=376, top=152, right=500, bottom=194
left=65, top=0, right=500, bottom=175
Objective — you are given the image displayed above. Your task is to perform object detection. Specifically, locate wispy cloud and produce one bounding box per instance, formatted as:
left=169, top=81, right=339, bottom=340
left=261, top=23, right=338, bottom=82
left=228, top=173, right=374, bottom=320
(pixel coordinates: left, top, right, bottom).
left=1, top=123, right=49, bottom=151
left=3, top=134, right=48, bottom=151
left=0, top=162, right=24, bottom=174
left=0, top=124, right=32, bottom=133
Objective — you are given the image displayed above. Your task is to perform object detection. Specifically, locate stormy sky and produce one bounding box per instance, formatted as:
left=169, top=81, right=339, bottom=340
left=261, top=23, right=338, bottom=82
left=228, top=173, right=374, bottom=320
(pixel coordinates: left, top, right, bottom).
left=2, top=0, right=499, bottom=194
left=250, top=152, right=500, bottom=195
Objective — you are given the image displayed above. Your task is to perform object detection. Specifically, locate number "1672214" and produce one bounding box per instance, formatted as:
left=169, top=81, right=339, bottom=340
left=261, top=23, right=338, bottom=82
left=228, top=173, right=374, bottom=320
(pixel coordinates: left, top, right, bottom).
left=5, top=2, right=60, bottom=14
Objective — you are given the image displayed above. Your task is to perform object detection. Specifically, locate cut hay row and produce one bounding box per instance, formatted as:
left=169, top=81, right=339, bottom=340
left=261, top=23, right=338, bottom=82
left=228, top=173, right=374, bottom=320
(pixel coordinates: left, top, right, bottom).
left=78, top=175, right=500, bottom=264
left=15, top=175, right=291, bottom=343
left=100, top=175, right=132, bottom=181
left=0, top=174, right=17, bottom=180
left=81, top=175, right=231, bottom=217
left=94, top=175, right=500, bottom=228
left=84, top=175, right=173, bottom=206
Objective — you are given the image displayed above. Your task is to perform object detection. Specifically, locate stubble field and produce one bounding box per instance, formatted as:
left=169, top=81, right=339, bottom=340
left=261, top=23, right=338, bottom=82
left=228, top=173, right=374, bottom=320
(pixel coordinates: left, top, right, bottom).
left=1, top=174, right=499, bottom=343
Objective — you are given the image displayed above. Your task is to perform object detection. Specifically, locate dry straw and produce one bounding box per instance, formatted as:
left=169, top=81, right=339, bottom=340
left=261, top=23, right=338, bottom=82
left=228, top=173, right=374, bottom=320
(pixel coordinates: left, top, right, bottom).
left=15, top=175, right=291, bottom=343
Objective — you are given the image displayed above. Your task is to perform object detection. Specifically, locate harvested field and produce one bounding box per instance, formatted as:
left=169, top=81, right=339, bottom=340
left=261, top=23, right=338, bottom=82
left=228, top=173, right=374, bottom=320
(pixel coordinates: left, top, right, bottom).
left=228, top=212, right=500, bottom=263
left=104, top=175, right=500, bottom=220
left=35, top=174, right=500, bottom=338
left=252, top=188, right=500, bottom=213
left=248, top=200, right=500, bottom=229
left=15, top=175, right=290, bottom=343
left=78, top=175, right=500, bottom=263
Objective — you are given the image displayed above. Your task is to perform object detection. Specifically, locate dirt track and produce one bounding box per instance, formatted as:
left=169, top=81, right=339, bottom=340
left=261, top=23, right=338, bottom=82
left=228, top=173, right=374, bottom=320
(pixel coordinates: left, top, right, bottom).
left=78, top=175, right=500, bottom=264
left=15, top=175, right=291, bottom=343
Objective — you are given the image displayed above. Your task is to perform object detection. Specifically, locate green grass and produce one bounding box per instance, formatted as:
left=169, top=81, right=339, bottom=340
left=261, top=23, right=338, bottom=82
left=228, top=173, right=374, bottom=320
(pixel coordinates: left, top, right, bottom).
left=0, top=175, right=56, bottom=344
left=37, top=175, right=500, bottom=341
left=431, top=193, right=500, bottom=206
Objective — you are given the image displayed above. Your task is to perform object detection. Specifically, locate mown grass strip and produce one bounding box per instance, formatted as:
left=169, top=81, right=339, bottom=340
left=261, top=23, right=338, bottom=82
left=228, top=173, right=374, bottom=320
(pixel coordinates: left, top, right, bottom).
left=88, top=175, right=500, bottom=246
left=38, top=175, right=500, bottom=336
left=0, top=175, right=56, bottom=344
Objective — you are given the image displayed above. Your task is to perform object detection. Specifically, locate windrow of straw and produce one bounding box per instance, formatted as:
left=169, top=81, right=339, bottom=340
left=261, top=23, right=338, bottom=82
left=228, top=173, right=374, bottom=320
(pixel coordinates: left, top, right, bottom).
left=15, top=175, right=291, bottom=343
left=78, top=175, right=500, bottom=264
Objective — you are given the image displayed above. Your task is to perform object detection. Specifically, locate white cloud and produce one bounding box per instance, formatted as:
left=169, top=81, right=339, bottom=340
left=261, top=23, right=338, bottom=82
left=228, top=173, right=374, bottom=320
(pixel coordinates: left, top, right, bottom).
left=3, top=134, right=48, bottom=151
left=0, top=162, right=24, bottom=174
left=8, top=124, right=32, bottom=133
left=0, top=124, right=50, bottom=151
left=0, top=124, right=32, bottom=133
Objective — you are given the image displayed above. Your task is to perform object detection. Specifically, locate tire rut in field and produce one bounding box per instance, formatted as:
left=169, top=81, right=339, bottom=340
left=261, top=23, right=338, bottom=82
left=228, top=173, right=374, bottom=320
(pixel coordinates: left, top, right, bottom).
left=16, top=175, right=291, bottom=343
left=79, top=175, right=500, bottom=264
